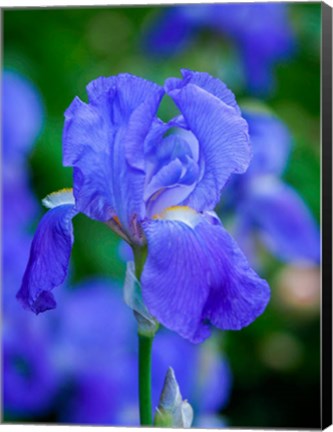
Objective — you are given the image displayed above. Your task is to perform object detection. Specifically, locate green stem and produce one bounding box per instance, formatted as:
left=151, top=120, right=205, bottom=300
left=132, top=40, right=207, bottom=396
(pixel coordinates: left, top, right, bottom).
left=133, top=245, right=155, bottom=426
left=138, top=333, right=154, bottom=425
left=133, top=245, right=147, bottom=281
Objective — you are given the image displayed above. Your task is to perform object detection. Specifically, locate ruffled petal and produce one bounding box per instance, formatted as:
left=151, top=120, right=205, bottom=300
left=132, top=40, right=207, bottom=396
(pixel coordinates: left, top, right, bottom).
left=141, top=212, right=270, bottom=343
left=243, top=178, right=320, bottom=263
left=165, top=69, right=241, bottom=113
left=165, top=71, right=251, bottom=211
left=16, top=204, right=77, bottom=314
left=63, top=74, right=164, bottom=229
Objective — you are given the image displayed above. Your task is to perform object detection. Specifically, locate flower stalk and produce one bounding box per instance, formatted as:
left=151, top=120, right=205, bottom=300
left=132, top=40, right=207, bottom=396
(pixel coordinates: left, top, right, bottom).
left=133, top=246, right=158, bottom=426
left=138, top=332, right=154, bottom=425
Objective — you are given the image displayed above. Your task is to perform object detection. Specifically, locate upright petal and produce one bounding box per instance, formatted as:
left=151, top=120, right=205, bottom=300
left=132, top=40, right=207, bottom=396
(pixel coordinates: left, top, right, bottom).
left=63, top=74, right=164, bottom=230
left=17, top=198, right=77, bottom=314
left=242, top=178, right=320, bottom=263
left=143, top=131, right=200, bottom=216
left=165, top=70, right=251, bottom=211
left=165, top=69, right=241, bottom=113
left=141, top=210, right=270, bottom=343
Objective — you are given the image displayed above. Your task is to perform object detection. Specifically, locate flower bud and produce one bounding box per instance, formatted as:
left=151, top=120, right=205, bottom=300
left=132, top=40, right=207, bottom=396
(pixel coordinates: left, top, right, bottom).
left=154, top=367, right=193, bottom=428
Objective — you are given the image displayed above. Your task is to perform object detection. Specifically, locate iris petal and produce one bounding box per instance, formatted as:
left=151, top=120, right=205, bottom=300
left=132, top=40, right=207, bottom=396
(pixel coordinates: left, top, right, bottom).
left=144, top=159, right=183, bottom=202
left=63, top=74, right=164, bottom=229
left=141, top=212, right=270, bottom=343
left=165, top=69, right=241, bottom=113
left=166, top=71, right=251, bottom=211
left=16, top=204, right=77, bottom=314
left=63, top=97, right=116, bottom=222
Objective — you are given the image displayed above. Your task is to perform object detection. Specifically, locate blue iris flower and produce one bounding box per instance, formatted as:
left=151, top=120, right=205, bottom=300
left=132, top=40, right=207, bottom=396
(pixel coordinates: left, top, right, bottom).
left=144, top=3, right=295, bottom=95
left=221, top=110, right=320, bottom=265
left=17, top=70, right=270, bottom=343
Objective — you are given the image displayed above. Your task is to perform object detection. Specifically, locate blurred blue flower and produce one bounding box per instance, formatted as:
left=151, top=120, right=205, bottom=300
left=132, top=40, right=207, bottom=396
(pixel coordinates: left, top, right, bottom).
left=54, top=280, right=138, bottom=425
left=1, top=71, right=60, bottom=418
left=18, top=69, right=270, bottom=343
left=3, top=314, right=60, bottom=417
left=2, top=71, right=43, bottom=167
left=144, top=3, right=295, bottom=95
left=221, top=110, right=320, bottom=265
left=54, top=280, right=231, bottom=426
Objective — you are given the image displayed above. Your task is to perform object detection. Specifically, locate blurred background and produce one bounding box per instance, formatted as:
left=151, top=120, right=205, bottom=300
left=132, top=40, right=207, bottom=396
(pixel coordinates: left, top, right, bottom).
left=2, top=2, right=321, bottom=428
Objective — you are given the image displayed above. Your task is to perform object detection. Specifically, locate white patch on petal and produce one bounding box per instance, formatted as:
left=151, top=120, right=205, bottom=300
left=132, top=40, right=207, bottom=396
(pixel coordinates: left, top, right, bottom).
left=42, top=188, right=75, bottom=209
left=154, top=205, right=201, bottom=229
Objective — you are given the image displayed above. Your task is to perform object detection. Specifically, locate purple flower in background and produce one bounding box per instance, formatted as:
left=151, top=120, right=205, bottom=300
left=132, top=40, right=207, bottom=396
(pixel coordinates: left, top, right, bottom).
left=2, top=71, right=42, bottom=250
left=3, top=314, right=59, bottom=416
left=1, top=71, right=61, bottom=418
left=2, top=71, right=43, bottom=166
left=144, top=3, right=295, bottom=95
left=55, top=280, right=231, bottom=426
left=18, top=69, right=270, bottom=343
left=221, top=110, right=320, bottom=265
left=54, top=280, right=138, bottom=425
